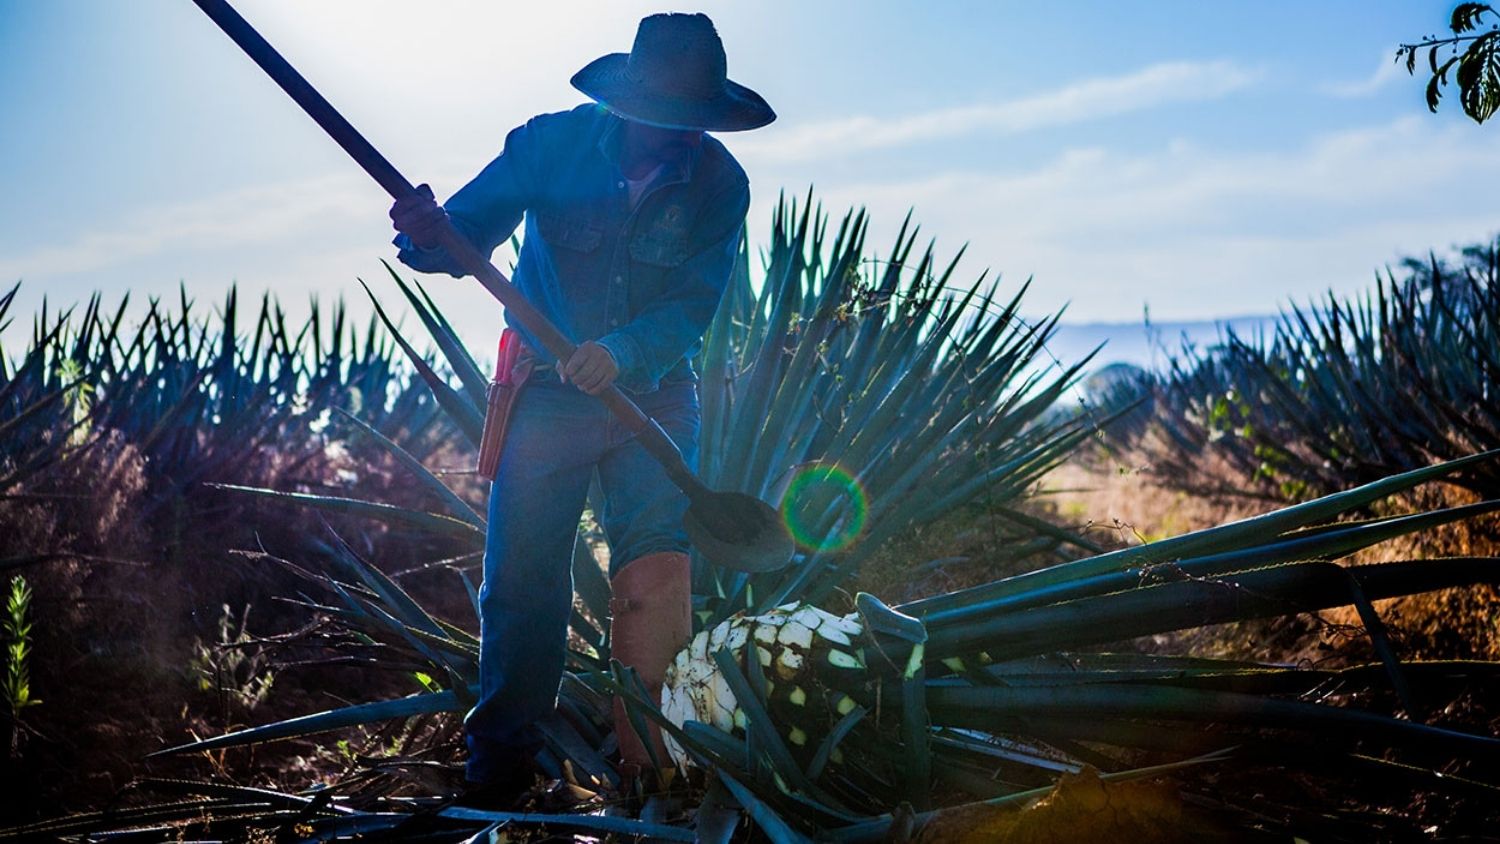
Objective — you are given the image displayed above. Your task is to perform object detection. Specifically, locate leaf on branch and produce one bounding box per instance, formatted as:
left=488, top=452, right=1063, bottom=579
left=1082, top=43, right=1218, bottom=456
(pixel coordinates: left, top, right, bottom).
left=1451, top=3, right=1494, bottom=34
left=1439, top=54, right=1462, bottom=83
left=1452, top=37, right=1500, bottom=123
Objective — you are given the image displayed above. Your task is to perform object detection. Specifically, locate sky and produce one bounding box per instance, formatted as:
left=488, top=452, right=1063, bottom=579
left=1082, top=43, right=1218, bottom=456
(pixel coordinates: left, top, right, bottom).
left=2, top=0, right=1497, bottom=362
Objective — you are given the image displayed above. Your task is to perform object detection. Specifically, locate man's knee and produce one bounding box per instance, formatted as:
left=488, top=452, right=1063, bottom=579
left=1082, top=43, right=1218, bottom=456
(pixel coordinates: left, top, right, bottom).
left=610, top=529, right=690, bottom=576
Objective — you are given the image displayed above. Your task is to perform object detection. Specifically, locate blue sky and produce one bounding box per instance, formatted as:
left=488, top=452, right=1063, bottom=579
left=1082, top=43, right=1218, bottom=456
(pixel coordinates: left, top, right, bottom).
left=2, top=1, right=1496, bottom=358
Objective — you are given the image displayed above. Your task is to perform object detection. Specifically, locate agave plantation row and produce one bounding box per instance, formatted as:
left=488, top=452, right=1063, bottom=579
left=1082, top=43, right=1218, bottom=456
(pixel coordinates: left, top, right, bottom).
left=0, top=282, right=452, bottom=514
left=1142, top=240, right=1500, bottom=502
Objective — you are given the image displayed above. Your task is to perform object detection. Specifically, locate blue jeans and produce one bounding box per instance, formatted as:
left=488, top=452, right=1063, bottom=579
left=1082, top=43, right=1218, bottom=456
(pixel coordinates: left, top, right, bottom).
left=464, top=378, right=700, bottom=783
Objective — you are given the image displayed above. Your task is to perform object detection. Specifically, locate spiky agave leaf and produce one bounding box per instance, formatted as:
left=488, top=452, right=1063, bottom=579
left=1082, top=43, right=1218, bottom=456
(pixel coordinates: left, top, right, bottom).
left=332, top=406, right=485, bottom=528
left=207, top=483, right=486, bottom=542
left=359, top=278, right=484, bottom=445
left=150, top=689, right=467, bottom=756
left=903, top=449, right=1500, bottom=621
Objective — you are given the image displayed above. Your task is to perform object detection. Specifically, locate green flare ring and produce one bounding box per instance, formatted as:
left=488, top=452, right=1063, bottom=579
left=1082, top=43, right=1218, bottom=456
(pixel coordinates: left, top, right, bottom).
left=782, top=463, right=869, bottom=552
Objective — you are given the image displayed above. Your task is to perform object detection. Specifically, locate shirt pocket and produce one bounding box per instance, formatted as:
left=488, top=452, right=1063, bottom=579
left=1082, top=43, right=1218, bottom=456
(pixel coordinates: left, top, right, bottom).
left=535, top=211, right=603, bottom=253
left=629, top=231, right=691, bottom=267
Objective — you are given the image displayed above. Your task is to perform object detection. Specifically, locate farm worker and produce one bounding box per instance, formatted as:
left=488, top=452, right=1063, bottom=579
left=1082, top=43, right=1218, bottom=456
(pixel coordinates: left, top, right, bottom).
left=388, top=12, right=774, bottom=801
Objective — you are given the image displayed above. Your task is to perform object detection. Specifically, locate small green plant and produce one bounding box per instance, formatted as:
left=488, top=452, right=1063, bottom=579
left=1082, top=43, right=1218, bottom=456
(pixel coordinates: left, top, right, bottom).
left=3, top=575, right=41, bottom=757
left=189, top=604, right=275, bottom=728
left=55, top=357, right=94, bottom=448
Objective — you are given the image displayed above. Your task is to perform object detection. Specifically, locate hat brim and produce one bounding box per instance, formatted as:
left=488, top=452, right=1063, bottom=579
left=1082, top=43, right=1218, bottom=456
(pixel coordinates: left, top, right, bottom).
left=571, top=53, right=776, bottom=132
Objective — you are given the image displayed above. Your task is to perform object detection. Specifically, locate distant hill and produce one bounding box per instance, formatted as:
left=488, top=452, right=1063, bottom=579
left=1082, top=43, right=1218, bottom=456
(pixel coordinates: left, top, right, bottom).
left=1042, top=316, right=1279, bottom=374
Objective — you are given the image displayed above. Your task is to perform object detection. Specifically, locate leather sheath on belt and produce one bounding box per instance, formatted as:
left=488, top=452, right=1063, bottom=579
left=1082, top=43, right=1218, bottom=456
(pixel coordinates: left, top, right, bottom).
left=477, top=328, right=535, bottom=480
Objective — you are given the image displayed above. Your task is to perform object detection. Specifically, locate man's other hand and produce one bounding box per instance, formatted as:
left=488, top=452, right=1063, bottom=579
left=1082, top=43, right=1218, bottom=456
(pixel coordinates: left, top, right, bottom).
left=390, top=184, right=447, bottom=249
left=559, top=341, right=620, bottom=395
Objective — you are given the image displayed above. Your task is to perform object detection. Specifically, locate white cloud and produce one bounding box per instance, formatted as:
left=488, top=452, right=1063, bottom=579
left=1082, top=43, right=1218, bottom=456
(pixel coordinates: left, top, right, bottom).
left=1320, top=53, right=1407, bottom=98
left=796, top=117, right=1500, bottom=322
left=0, top=158, right=498, bottom=285
left=734, top=61, right=1261, bottom=163
left=0, top=163, right=509, bottom=357
left=0, top=173, right=381, bottom=282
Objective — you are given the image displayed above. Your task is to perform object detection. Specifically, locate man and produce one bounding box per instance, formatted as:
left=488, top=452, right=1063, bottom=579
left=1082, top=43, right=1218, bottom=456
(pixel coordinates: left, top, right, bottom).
left=389, top=12, right=774, bottom=798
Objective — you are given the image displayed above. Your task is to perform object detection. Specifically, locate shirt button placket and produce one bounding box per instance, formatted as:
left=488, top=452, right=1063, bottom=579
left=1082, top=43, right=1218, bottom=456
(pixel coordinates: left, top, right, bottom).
left=612, top=272, right=624, bottom=327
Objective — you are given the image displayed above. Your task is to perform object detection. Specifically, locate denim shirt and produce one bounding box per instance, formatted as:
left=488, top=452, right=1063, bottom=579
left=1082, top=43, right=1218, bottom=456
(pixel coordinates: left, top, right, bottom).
left=395, top=103, right=750, bottom=394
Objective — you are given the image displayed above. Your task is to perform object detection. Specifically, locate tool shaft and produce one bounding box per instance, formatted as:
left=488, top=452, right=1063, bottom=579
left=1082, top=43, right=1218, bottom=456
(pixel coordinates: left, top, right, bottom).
left=192, top=0, right=703, bottom=498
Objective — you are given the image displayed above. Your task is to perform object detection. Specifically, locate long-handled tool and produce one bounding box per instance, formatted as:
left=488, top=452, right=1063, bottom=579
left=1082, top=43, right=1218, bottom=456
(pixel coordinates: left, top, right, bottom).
left=192, top=0, right=792, bottom=573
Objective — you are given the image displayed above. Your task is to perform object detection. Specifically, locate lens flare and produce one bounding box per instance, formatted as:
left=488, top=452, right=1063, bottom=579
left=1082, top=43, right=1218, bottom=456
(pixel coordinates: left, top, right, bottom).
left=782, top=463, right=869, bottom=552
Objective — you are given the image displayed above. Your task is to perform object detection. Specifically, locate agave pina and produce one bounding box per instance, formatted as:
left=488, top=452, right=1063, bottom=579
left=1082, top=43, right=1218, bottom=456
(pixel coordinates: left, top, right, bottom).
left=661, top=602, right=866, bottom=766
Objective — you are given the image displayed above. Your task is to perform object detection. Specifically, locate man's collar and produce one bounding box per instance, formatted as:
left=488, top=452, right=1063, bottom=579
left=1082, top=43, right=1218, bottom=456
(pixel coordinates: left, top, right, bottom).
left=596, top=109, right=626, bottom=163
left=596, top=109, right=700, bottom=184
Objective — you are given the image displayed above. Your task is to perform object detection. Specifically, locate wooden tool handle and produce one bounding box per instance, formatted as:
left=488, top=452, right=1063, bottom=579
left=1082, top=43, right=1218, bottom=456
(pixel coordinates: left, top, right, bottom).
left=192, top=0, right=703, bottom=499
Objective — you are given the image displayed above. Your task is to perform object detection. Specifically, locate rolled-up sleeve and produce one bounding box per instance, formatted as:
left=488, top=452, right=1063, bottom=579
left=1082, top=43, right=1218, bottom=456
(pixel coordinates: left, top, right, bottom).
left=596, top=181, right=749, bottom=392
left=394, top=118, right=544, bottom=277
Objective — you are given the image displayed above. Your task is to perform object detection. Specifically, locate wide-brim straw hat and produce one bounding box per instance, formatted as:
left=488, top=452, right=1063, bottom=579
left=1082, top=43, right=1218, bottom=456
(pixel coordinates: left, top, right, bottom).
left=571, top=13, right=775, bottom=132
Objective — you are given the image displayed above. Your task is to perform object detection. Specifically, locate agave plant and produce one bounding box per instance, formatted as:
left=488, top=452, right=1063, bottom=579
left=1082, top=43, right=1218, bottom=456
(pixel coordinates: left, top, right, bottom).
left=1147, top=241, right=1500, bottom=501
left=695, top=195, right=1100, bottom=619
